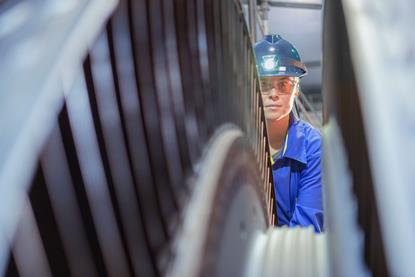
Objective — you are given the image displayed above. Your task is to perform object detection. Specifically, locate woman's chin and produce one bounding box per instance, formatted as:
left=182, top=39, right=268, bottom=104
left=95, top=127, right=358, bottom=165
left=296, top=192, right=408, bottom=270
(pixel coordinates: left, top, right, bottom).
left=265, top=111, right=289, bottom=121
left=266, top=115, right=282, bottom=121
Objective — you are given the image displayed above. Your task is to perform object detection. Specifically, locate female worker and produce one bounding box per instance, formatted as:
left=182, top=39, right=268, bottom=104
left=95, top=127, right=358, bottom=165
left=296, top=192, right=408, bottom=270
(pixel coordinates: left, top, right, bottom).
left=254, top=34, right=323, bottom=232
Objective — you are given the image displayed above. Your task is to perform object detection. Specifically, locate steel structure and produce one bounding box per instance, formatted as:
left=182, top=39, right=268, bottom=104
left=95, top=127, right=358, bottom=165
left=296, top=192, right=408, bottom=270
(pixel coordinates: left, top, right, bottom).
left=324, top=0, right=415, bottom=275
left=0, top=0, right=278, bottom=275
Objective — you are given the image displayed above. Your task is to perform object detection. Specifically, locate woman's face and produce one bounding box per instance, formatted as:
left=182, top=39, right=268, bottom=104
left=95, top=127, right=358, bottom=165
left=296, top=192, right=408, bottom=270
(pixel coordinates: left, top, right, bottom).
left=260, top=76, right=299, bottom=121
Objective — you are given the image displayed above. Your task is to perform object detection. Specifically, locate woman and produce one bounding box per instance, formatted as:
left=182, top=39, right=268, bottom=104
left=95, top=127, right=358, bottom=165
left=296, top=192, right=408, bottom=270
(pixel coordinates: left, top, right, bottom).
left=254, top=34, right=323, bottom=232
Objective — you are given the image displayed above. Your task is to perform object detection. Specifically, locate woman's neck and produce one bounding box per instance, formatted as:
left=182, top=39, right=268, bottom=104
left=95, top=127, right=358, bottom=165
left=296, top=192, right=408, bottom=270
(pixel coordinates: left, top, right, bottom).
left=267, top=114, right=290, bottom=155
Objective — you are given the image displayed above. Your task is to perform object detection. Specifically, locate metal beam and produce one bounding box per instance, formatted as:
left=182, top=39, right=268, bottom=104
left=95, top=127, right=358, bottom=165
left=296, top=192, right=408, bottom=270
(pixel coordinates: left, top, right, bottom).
left=304, top=60, right=321, bottom=68
left=269, top=1, right=322, bottom=10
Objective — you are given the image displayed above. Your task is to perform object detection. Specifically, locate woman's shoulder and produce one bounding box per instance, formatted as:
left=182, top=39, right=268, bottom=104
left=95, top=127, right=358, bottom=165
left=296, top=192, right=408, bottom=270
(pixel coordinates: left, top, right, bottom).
left=296, top=119, right=321, bottom=153
left=296, top=119, right=321, bottom=139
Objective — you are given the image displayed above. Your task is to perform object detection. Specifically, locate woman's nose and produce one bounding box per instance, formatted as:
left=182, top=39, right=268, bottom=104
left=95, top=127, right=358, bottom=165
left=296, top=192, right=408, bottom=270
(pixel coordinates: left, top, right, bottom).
left=269, top=88, right=279, bottom=99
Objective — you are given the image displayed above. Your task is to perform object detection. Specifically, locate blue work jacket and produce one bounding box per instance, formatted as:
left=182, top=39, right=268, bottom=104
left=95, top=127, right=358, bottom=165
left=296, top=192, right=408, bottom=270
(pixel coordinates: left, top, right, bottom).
left=271, top=114, right=323, bottom=232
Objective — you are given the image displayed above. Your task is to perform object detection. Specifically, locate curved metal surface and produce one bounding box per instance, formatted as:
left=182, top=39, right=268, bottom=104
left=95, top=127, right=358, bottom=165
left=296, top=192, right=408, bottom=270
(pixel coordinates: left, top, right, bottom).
left=260, top=227, right=327, bottom=277
left=0, top=0, right=277, bottom=275
left=0, top=0, right=118, bottom=274
left=323, top=119, right=368, bottom=277
left=322, top=0, right=407, bottom=275
left=339, top=0, right=415, bottom=275
left=168, top=126, right=267, bottom=277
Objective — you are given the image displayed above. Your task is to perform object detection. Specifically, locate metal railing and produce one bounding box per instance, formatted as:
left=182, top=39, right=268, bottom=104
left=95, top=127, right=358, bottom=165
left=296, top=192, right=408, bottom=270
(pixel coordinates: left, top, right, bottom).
left=296, top=91, right=323, bottom=129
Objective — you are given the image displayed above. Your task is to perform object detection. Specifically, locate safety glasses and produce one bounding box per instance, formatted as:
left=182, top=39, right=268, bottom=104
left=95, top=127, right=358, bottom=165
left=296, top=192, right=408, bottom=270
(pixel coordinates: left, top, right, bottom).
left=260, top=77, right=299, bottom=95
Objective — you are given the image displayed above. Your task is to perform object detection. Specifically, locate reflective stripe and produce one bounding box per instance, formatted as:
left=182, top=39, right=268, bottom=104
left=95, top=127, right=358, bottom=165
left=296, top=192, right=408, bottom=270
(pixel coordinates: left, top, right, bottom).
left=283, top=133, right=289, bottom=156
left=270, top=133, right=288, bottom=165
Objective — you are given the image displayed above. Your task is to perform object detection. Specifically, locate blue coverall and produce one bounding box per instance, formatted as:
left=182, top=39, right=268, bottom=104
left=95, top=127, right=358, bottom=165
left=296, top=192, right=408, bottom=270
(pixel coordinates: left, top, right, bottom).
left=271, top=114, right=323, bottom=232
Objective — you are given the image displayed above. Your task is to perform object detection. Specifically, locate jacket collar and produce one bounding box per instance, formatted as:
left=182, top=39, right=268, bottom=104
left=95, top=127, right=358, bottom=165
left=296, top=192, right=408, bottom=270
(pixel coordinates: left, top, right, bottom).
left=278, top=112, right=308, bottom=164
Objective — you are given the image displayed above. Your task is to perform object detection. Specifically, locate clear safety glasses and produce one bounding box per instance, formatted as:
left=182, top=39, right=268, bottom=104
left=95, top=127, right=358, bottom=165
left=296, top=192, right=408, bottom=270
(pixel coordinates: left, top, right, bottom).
left=260, top=77, right=299, bottom=95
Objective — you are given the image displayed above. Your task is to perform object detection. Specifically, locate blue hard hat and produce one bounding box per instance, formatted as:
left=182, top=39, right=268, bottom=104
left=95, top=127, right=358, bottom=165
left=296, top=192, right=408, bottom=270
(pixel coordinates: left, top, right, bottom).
left=254, top=34, right=307, bottom=78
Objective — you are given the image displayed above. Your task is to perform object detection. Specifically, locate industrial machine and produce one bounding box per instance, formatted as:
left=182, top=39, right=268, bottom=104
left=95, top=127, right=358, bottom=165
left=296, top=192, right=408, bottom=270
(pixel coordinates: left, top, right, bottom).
left=1, top=0, right=413, bottom=276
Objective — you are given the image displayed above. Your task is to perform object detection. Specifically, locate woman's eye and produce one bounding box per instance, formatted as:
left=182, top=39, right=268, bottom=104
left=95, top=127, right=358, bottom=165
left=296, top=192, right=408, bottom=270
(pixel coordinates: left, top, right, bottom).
left=278, top=81, right=290, bottom=91
left=262, top=83, right=271, bottom=90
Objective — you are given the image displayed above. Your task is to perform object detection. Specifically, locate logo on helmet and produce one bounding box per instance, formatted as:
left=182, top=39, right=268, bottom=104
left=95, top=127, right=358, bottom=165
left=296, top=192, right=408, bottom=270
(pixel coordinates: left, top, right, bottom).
left=262, top=55, right=278, bottom=71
